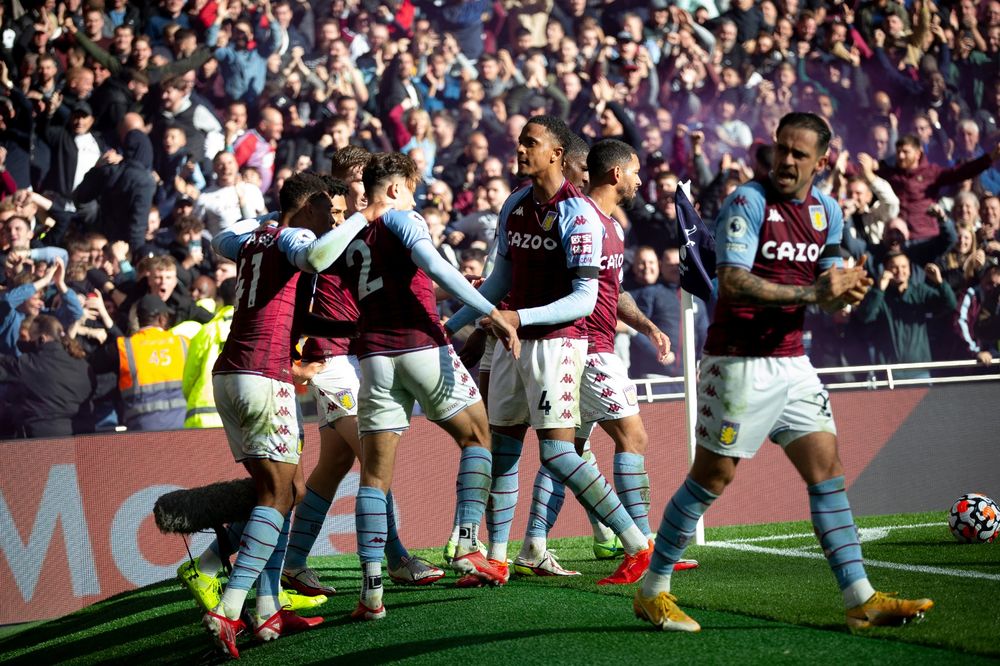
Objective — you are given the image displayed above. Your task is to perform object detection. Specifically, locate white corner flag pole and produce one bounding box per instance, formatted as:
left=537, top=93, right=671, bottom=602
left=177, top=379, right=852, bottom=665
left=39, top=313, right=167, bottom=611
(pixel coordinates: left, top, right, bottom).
left=677, top=180, right=705, bottom=545
left=680, top=290, right=705, bottom=546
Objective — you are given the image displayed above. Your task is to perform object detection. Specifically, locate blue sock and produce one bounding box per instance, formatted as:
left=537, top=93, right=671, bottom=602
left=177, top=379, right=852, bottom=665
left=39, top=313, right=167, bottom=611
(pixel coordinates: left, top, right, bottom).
left=384, top=490, right=410, bottom=569
left=285, top=487, right=330, bottom=570
left=526, top=466, right=565, bottom=537
left=457, top=446, right=492, bottom=525
left=257, top=512, right=291, bottom=615
left=539, top=439, right=633, bottom=536
left=809, top=476, right=867, bottom=590
left=356, top=486, right=388, bottom=564
left=614, top=452, right=651, bottom=535
left=227, top=506, right=283, bottom=593
left=649, top=477, right=717, bottom=576
left=487, top=432, right=523, bottom=547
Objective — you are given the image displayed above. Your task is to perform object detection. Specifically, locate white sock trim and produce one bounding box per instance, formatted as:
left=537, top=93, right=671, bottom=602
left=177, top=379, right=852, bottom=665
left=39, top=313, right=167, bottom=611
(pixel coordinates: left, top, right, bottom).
left=842, top=578, right=876, bottom=609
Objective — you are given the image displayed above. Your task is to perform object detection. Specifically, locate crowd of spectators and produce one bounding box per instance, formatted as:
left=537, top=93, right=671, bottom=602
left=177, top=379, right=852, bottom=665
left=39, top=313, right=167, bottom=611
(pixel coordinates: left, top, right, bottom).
left=0, top=0, right=998, bottom=437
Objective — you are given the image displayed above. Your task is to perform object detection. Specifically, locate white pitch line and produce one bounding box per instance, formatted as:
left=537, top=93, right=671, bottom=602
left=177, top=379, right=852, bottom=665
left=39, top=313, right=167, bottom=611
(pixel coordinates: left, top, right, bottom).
left=704, top=540, right=1000, bottom=582
left=720, top=522, right=944, bottom=544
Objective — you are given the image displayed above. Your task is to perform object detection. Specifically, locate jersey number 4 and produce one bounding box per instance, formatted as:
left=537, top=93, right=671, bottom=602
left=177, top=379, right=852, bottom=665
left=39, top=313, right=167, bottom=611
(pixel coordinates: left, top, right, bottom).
left=347, top=239, right=384, bottom=300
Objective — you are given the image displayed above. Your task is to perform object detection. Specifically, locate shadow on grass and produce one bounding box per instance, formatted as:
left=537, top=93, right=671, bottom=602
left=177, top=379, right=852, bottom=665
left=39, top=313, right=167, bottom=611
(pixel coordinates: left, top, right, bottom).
left=0, top=606, right=195, bottom=665
left=303, top=624, right=804, bottom=664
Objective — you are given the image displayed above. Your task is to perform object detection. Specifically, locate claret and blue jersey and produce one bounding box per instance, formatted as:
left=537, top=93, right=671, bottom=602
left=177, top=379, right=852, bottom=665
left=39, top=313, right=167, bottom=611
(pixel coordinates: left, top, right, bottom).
left=496, top=179, right=604, bottom=340
left=706, top=178, right=844, bottom=358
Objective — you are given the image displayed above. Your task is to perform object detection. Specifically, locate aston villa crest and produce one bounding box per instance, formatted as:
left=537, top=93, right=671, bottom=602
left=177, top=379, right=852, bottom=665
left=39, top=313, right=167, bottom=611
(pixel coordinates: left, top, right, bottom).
left=540, top=211, right=557, bottom=231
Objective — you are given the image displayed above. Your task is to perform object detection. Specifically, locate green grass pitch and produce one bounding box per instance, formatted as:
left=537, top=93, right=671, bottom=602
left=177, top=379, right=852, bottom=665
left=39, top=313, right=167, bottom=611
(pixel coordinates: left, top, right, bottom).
left=1, top=511, right=997, bottom=664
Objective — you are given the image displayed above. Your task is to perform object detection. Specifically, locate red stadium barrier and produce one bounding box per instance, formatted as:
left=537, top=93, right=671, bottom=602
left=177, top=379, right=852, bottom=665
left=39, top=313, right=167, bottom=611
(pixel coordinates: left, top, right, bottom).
left=4, top=384, right=989, bottom=625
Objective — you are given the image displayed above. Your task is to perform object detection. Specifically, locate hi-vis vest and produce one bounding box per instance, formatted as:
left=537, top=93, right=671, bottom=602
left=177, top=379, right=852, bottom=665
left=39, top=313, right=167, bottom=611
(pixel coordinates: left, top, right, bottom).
left=118, top=327, right=188, bottom=422
left=182, top=306, right=233, bottom=428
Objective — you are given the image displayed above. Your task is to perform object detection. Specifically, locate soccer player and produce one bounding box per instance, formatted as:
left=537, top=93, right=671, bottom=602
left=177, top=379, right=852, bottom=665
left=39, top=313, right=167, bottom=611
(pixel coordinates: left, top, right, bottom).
left=200, top=172, right=367, bottom=658
left=634, top=112, right=932, bottom=632
left=283, top=157, right=445, bottom=597
left=445, top=116, right=653, bottom=586
left=333, top=152, right=520, bottom=621
left=514, top=139, right=698, bottom=575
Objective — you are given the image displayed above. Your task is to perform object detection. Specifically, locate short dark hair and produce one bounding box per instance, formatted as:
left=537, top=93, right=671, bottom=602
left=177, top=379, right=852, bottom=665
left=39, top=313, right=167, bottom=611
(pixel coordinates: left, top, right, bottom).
left=320, top=175, right=349, bottom=198
left=896, top=134, right=921, bottom=150
left=329, top=144, right=371, bottom=180
left=279, top=172, right=328, bottom=212
left=587, top=139, right=636, bottom=182
left=776, top=111, right=832, bottom=153
left=564, top=133, right=589, bottom=162
left=174, top=215, right=204, bottom=236
left=525, top=114, right=574, bottom=150
left=362, top=152, right=420, bottom=198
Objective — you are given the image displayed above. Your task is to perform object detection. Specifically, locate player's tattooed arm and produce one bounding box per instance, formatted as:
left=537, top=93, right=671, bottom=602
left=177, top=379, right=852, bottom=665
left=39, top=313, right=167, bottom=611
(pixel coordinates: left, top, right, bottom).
left=618, top=291, right=673, bottom=364
left=617, top=291, right=656, bottom=336
left=718, top=266, right=819, bottom=306
left=720, top=265, right=865, bottom=309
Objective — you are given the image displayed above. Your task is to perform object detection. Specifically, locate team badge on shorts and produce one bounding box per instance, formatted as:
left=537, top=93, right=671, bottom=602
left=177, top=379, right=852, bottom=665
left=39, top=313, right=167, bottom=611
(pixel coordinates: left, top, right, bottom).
left=540, top=211, right=558, bottom=231
left=808, top=205, right=827, bottom=231
left=623, top=384, right=637, bottom=406
left=719, top=420, right=740, bottom=446
left=335, top=390, right=356, bottom=410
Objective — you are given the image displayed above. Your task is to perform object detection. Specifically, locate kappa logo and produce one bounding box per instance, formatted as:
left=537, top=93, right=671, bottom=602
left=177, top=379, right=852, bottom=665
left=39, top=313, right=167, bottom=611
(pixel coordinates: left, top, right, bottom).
left=468, top=387, right=478, bottom=397
left=562, top=357, right=574, bottom=365
left=369, top=537, right=386, bottom=544
left=700, top=404, right=713, bottom=418
left=326, top=402, right=339, bottom=414
left=708, top=364, right=722, bottom=377
left=696, top=424, right=710, bottom=439
left=277, top=387, right=291, bottom=398
left=560, top=409, right=573, bottom=419
left=513, top=206, right=524, bottom=216
left=277, top=425, right=291, bottom=436
left=561, top=374, right=574, bottom=384
left=609, top=403, right=621, bottom=413
left=594, top=372, right=608, bottom=382
left=453, top=360, right=462, bottom=369
left=277, top=406, right=291, bottom=417
left=562, top=340, right=575, bottom=348
left=561, top=392, right=573, bottom=402
left=460, top=373, right=470, bottom=383
left=601, top=387, right=615, bottom=398
left=767, top=208, right=785, bottom=223
left=732, top=195, right=748, bottom=206
left=574, top=215, right=588, bottom=226
left=704, top=385, right=718, bottom=398
left=586, top=358, right=597, bottom=367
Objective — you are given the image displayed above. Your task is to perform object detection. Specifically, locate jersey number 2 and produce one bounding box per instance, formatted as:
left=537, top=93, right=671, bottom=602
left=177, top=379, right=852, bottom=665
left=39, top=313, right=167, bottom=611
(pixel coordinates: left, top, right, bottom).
left=347, top=239, right=384, bottom=300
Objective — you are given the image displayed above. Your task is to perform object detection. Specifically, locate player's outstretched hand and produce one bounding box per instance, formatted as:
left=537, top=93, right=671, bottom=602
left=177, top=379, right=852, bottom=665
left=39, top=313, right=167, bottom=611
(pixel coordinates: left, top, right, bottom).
left=459, top=327, right=488, bottom=369
left=485, top=309, right=521, bottom=360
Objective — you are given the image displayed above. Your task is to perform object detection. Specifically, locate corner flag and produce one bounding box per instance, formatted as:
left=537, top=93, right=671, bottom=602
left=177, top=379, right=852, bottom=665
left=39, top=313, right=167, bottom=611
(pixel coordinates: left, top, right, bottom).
left=675, top=183, right=716, bottom=303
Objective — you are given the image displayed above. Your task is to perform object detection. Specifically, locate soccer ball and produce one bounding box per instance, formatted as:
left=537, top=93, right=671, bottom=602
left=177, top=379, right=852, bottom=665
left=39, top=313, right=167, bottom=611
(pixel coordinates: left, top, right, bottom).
left=948, top=493, right=999, bottom=544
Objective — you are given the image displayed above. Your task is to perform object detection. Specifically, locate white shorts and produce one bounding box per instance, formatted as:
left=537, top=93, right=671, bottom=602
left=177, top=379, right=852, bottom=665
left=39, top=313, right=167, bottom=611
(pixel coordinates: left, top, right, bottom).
left=488, top=338, right=587, bottom=430
left=577, top=352, right=640, bottom=440
left=358, top=345, right=480, bottom=435
left=479, top=334, right=497, bottom=374
left=213, top=373, right=304, bottom=465
left=310, top=355, right=361, bottom=426
left=695, top=355, right=837, bottom=459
